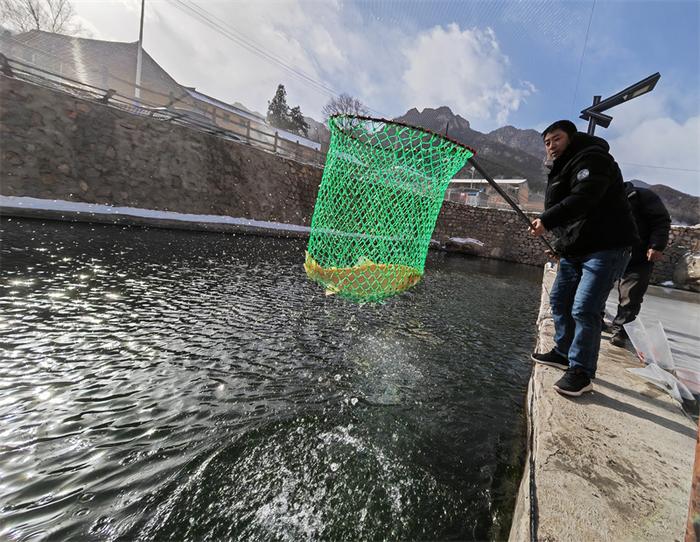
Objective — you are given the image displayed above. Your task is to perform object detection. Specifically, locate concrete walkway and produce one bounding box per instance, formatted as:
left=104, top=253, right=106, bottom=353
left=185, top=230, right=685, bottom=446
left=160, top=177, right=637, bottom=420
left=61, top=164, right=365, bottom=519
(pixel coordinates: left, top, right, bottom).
left=607, top=284, right=700, bottom=395
left=510, top=265, right=697, bottom=542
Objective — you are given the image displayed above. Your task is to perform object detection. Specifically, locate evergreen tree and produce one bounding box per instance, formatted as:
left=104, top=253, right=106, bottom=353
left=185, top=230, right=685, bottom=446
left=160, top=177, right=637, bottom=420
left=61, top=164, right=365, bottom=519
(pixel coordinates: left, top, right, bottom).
left=267, top=83, right=309, bottom=137
left=267, top=84, right=290, bottom=129
left=289, top=106, right=309, bottom=137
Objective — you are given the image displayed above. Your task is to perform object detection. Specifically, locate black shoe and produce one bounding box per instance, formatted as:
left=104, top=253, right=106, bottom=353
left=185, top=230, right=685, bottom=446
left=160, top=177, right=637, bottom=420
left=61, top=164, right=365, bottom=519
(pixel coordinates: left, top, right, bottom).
left=553, top=368, right=593, bottom=397
left=610, top=329, right=627, bottom=347
left=531, top=349, right=569, bottom=370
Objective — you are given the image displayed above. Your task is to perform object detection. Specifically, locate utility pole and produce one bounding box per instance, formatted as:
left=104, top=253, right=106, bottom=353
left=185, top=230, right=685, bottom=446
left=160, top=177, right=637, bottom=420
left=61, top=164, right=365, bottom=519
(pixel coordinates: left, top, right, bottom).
left=134, top=0, right=145, bottom=99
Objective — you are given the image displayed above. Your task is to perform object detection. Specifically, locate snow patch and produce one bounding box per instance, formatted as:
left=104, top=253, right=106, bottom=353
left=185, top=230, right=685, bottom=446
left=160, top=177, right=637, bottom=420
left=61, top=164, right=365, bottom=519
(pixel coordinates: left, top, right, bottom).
left=0, top=195, right=310, bottom=233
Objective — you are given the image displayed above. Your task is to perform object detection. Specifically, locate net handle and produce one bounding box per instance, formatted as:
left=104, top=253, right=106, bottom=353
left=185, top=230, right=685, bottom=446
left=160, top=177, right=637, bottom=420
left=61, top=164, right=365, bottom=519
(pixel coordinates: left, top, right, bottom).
left=329, top=114, right=477, bottom=155
left=468, top=156, right=557, bottom=255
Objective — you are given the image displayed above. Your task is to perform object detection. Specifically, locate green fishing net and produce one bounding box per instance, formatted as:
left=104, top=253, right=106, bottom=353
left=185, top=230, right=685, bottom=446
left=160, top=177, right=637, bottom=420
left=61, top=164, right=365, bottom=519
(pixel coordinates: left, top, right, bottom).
left=305, top=115, right=475, bottom=301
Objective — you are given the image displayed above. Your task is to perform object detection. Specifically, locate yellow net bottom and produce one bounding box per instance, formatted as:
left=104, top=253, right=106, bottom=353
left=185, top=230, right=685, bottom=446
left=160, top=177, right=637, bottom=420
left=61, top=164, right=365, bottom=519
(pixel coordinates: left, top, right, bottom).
left=304, top=251, right=422, bottom=300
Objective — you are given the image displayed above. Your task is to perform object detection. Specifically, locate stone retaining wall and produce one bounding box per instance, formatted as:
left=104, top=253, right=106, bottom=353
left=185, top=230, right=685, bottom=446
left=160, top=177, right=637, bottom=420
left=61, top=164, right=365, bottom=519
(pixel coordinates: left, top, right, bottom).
left=651, top=225, right=700, bottom=284
left=1, top=74, right=697, bottom=285
left=434, top=201, right=548, bottom=266
left=0, top=75, right=322, bottom=227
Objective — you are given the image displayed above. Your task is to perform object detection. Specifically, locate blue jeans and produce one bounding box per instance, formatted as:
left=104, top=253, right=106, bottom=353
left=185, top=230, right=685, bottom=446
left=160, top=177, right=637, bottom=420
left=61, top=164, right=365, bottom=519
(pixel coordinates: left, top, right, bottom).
left=550, top=248, right=631, bottom=378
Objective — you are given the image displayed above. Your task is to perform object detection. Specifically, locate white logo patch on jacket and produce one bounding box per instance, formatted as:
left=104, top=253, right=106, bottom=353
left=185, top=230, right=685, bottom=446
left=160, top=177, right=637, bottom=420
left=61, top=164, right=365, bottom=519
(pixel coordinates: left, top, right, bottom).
left=576, top=169, right=590, bottom=181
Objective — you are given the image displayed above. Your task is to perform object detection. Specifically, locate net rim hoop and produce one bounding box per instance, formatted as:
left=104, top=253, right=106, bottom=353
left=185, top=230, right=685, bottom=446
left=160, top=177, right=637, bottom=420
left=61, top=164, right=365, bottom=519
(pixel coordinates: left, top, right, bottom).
left=328, top=113, right=478, bottom=156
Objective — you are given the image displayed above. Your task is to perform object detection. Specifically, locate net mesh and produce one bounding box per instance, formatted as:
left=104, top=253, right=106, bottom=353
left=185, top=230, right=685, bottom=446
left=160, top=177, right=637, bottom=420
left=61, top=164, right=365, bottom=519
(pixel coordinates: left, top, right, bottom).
left=305, top=115, right=475, bottom=301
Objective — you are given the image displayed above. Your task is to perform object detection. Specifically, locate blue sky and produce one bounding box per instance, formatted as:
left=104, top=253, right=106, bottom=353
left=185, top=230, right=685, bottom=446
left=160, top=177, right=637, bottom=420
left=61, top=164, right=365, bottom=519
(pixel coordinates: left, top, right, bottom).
left=71, top=0, right=699, bottom=194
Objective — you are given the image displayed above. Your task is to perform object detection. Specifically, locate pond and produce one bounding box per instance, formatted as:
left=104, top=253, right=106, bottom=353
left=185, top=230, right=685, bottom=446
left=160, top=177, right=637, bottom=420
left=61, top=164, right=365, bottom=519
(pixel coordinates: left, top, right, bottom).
left=0, top=218, right=541, bottom=541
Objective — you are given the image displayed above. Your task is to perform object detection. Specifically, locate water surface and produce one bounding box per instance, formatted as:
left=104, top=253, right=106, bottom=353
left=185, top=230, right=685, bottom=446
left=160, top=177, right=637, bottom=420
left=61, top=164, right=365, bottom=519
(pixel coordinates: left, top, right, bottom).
left=0, top=218, right=541, bottom=541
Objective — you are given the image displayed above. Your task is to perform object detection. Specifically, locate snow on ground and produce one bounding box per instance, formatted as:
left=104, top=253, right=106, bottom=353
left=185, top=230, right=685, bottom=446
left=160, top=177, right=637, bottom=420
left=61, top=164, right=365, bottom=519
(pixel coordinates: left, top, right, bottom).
left=0, top=195, right=311, bottom=233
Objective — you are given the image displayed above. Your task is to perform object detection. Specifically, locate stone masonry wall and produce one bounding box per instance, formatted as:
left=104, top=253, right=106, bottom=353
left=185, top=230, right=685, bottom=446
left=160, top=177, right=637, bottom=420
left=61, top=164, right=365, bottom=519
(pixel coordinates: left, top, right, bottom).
left=434, top=201, right=548, bottom=266
left=651, top=225, right=700, bottom=284
left=434, top=201, right=699, bottom=285
left=1, top=74, right=697, bottom=286
left=0, top=75, right=322, bottom=225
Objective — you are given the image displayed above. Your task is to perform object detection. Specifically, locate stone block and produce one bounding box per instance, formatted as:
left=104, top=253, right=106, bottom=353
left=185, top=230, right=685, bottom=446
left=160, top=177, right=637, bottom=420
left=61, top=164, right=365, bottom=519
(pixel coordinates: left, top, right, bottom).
left=30, top=111, right=43, bottom=127
left=673, top=252, right=700, bottom=292
left=4, top=151, right=23, bottom=166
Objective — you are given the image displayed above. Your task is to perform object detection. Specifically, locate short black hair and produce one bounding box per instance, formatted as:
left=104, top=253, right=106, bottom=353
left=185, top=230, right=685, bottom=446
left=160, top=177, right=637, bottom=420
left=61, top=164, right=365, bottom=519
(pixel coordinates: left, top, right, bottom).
left=542, top=120, right=577, bottom=139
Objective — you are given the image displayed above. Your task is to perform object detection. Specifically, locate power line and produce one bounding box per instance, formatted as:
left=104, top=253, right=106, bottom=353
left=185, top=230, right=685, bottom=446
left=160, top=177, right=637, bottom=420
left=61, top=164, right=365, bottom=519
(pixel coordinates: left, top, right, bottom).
left=166, top=0, right=339, bottom=98
left=620, top=163, right=700, bottom=173
left=570, top=0, right=596, bottom=116
left=166, top=0, right=383, bottom=116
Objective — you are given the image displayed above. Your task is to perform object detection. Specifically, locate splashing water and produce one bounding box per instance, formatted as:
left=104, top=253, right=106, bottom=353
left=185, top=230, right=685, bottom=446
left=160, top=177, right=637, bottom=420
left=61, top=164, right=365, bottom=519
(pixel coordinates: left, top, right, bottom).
left=0, top=218, right=540, bottom=541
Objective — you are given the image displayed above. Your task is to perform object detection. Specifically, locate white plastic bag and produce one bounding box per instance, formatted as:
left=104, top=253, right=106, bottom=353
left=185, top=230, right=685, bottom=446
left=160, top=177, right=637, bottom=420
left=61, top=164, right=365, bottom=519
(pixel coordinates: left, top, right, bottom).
left=623, top=318, right=694, bottom=403
left=623, top=319, right=656, bottom=365
left=644, top=320, right=675, bottom=372
left=627, top=364, right=695, bottom=403
left=676, top=367, right=700, bottom=395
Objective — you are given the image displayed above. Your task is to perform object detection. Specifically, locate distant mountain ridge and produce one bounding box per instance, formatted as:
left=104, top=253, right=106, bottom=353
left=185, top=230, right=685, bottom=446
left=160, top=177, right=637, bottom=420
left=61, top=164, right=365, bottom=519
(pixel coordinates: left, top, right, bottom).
left=632, top=181, right=699, bottom=226
left=301, top=106, right=697, bottom=224
left=391, top=107, right=697, bottom=224
left=393, top=106, right=549, bottom=192
left=487, top=125, right=544, bottom=160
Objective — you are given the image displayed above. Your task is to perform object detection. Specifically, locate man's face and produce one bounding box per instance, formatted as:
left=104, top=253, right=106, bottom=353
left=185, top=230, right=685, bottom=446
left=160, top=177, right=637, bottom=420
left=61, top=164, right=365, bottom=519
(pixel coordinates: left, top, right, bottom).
left=543, top=129, right=571, bottom=160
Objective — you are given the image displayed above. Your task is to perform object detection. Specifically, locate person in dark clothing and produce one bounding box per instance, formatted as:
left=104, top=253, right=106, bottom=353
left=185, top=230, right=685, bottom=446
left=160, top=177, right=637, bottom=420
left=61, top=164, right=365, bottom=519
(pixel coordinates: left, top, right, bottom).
left=530, top=120, right=639, bottom=397
left=609, top=182, right=671, bottom=346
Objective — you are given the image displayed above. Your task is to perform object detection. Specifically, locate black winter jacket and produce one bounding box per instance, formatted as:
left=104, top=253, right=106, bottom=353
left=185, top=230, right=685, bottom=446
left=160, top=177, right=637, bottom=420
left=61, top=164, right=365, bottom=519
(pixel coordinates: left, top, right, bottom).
left=540, top=132, right=638, bottom=257
left=624, top=182, right=671, bottom=265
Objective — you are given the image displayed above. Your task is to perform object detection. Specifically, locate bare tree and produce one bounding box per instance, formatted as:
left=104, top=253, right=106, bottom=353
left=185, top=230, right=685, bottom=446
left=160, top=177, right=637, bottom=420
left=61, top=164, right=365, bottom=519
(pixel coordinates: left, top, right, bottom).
left=321, top=93, right=370, bottom=120
left=0, top=0, right=83, bottom=34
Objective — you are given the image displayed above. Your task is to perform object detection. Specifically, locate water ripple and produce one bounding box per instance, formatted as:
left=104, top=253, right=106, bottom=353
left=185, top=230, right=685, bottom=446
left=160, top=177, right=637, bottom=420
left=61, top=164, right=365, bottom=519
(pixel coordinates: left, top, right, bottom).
left=0, top=218, right=540, bottom=541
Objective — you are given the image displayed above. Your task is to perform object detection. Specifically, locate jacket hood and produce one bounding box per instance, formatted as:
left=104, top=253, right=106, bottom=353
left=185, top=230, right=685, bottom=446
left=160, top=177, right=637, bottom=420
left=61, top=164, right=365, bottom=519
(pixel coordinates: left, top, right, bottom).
left=571, top=132, right=610, bottom=153
left=554, top=132, right=610, bottom=167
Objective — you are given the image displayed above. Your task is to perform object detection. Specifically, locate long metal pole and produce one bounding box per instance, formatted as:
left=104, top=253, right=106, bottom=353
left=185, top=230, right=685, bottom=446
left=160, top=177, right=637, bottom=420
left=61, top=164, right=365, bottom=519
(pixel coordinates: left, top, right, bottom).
left=686, top=418, right=700, bottom=541
left=134, top=0, right=145, bottom=99
left=468, top=156, right=557, bottom=254
left=587, top=95, right=601, bottom=135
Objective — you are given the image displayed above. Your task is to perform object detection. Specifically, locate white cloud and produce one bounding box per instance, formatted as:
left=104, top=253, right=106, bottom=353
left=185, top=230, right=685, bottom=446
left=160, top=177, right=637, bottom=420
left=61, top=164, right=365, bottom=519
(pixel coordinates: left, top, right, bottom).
left=143, top=1, right=407, bottom=121
left=401, top=24, right=535, bottom=129
left=604, top=92, right=670, bottom=134
left=600, top=89, right=700, bottom=195
left=74, top=0, right=351, bottom=118
left=71, top=3, right=538, bottom=127
left=157, top=2, right=332, bottom=117
left=73, top=0, right=140, bottom=40
left=308, top=26, right=347, bottom=74
left=608, top=115, right=700, bottom=195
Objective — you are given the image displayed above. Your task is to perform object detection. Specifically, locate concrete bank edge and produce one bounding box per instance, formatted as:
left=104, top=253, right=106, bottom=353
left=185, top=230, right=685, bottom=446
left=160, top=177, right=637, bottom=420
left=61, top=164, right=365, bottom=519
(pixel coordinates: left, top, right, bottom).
left=508, top=264, right=696, bottom=541
left=0, top=206, right=312, bottom=239
left=508, top=264, right=551, bottom=541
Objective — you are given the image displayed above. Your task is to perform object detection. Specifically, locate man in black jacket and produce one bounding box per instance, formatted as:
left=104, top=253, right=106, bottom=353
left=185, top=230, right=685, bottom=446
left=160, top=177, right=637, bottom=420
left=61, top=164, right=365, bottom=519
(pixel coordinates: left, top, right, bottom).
left=609, top=182, right=671, bottom=346
left=530, top=120, right=638, bottom=396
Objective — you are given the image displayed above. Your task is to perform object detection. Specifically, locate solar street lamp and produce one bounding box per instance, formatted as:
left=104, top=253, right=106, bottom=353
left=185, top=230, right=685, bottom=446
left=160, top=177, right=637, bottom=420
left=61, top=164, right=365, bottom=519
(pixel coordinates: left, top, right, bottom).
left=580, top=72, right=661, bottom=135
